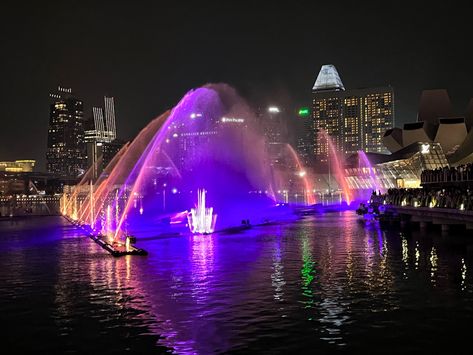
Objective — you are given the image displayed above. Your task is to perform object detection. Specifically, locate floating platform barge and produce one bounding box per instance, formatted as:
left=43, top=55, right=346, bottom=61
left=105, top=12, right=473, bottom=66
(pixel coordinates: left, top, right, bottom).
left=63, top=216, right=148, bottom=257
left=90, top=234, right=148, bottom=257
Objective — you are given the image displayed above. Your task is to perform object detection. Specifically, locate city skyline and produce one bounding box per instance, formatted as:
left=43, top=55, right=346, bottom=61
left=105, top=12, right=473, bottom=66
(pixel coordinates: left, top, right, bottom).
left=1, top=1, right=473, bottom=169
left=3, top=3, right=473, bottom=353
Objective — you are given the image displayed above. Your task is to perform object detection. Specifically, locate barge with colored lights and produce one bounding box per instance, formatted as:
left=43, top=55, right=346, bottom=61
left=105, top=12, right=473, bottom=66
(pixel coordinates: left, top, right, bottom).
left=62, top=215, right=148, bottom=257
left=90, top=234, right=148, bottom=257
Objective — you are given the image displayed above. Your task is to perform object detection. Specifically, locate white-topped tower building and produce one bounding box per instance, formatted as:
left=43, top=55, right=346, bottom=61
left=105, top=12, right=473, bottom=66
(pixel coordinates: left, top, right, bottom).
left=312, top=64, right=394, bottom=167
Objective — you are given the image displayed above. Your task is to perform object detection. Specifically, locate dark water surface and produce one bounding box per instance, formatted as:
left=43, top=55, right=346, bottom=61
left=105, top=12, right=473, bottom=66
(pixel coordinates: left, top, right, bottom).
left=1, top=213, right=472, bottom=354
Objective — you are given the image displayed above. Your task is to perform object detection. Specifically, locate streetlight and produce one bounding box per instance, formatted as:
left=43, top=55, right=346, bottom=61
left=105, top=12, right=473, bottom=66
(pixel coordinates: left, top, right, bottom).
left=190, top=113, right=202, bottom=119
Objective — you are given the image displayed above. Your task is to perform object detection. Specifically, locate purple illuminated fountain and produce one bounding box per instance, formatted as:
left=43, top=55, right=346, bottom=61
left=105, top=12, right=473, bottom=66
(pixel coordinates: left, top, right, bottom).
left=357, top=151, right=384, bottom=193
left=61, top=84, right=390, bottom=247
left=61, top=84, right=315, bottom=243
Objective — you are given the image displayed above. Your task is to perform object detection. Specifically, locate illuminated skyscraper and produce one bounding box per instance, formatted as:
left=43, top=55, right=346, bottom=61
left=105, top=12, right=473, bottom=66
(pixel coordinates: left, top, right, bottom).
left=259, top=106, right=287, bottom=166
left=312, top=65, right=394, bottom=166
left=84, top=96, right=120, bottom=179
left=85, top=96, right=117, bottom=143
left=295, top=107, right=314, bottom=167
left=46, top=87, right=86, bottom=178
left=104, top=96, right=117, bottom=142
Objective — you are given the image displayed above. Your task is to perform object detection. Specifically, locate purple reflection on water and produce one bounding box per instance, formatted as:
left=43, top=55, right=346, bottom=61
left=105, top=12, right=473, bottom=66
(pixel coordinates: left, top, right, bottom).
left=2, top=214, right=473, bottom=353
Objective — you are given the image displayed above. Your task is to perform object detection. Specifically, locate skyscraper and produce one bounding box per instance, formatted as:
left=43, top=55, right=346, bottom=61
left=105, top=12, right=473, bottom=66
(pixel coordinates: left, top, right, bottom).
left=259, top=106, right=287, bottom=166
left=86, top=96, right=117, bottom=143
left=84, top=96, right=121, bottom=179
left=104, top=96, right=117, bottom=142
left=295, top=107, right=314, bottom=167
left=312, top=65, right=394, bottom=166
left=46, top=87, right=86, bottom=178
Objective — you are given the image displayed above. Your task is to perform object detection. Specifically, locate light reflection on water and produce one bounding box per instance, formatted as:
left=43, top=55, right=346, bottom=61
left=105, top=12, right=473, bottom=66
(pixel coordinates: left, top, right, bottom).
left=1, top=213, right=473, bottom=354
left=271, top=236, right=285, bottom=302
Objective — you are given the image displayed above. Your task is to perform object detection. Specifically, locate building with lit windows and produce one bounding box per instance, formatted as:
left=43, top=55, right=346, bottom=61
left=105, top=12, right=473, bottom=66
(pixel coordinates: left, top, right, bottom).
left=164, top=111, right=250, bottom=174
left=46, top=87, right=86, bottom=179
left=85, top=96, right=117, bottom=144
left=0, top=170, right=64, bottom=197
left=0, top=160, right=35, bottom=173
left=344, top=89, right=473, bottom=191
left=295, top=107, right=314, bottom=167
left=258, top=106, right=288, bottom=166
left=345, top=142, right=449, bottom=189
left=312, top=65, right=394, bottom=168
left=84, top=96, right=121, bottom=179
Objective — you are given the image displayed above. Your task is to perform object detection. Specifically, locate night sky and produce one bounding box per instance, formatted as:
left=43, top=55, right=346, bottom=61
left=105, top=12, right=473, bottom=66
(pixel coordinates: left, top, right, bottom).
left=1, top=1, right=472, bottom=170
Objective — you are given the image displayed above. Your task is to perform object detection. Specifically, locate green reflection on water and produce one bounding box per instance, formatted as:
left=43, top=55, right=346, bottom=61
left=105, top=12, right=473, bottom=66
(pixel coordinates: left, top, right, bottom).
left=301, top=235, right=316, bottom=309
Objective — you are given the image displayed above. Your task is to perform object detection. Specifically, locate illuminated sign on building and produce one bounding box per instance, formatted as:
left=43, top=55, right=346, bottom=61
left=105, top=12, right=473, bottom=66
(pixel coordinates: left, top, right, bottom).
left=298, top=107, right=310, bottom=118
left=221, top=117, right=245, bottom=123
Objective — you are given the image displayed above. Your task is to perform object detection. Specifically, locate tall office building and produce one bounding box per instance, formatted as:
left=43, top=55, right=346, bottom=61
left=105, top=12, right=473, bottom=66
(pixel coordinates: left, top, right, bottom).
left=312, top=65, right=394, bottom=166
left=46, top=87, right=86, bottom=178
left=167, top=112, right=220, bottom=172
left=258, top=106, right=288, bottom=166
left=85, top=96, right=117, bottom=143
left=295, top=107, right=314, bottom=167
left=164, top=111, right=251, bottom=175
left=85, top=96, right=120, bottom=179
left=104, top=96, right=117, bottom=142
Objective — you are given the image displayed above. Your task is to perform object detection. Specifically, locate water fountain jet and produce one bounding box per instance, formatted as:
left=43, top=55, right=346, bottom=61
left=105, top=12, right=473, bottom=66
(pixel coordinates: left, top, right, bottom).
left=187, top=189, right=217, bottom=234
left=318, top=129, right=353, bottom=205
